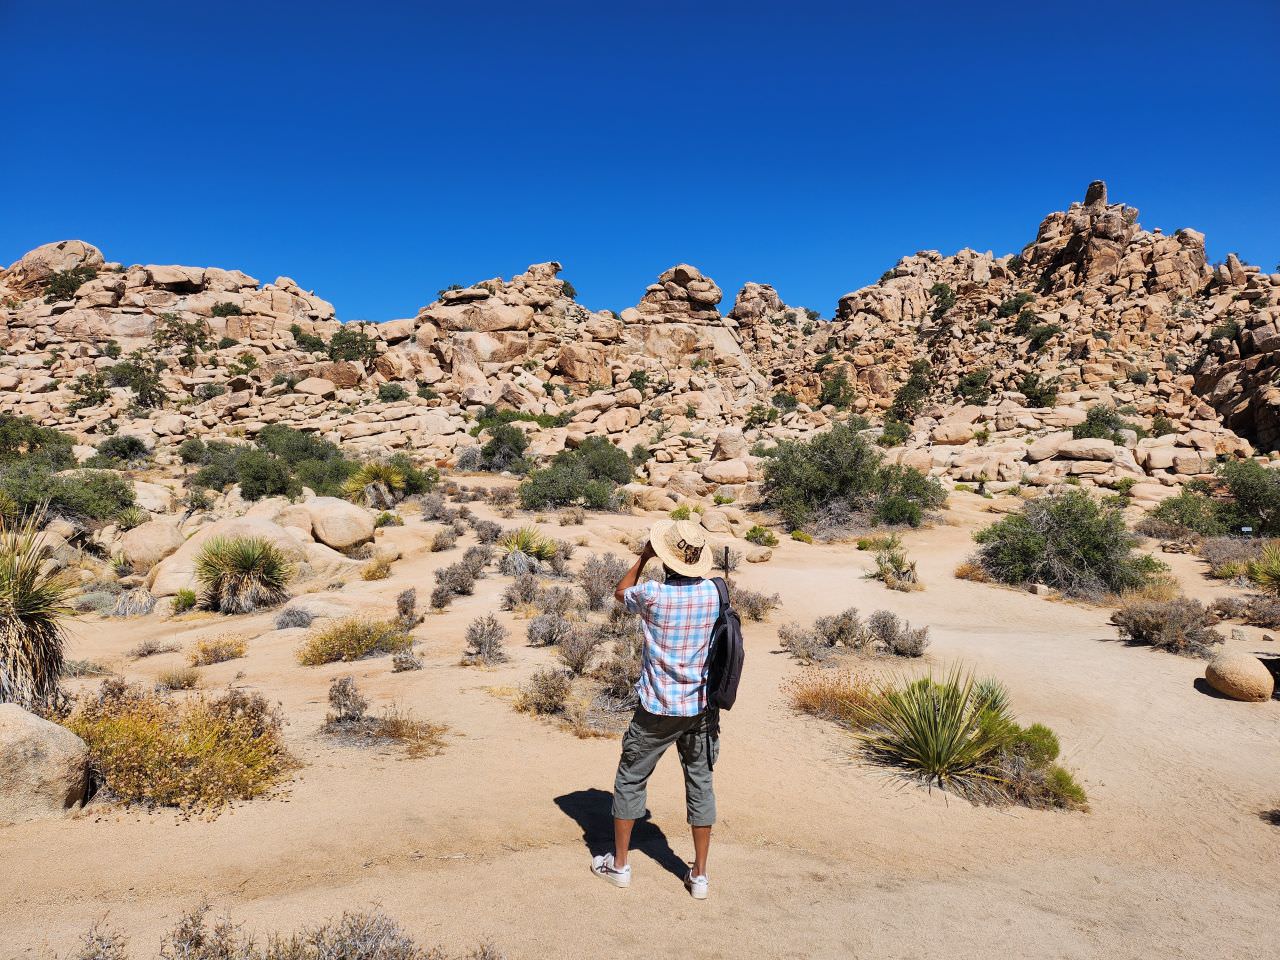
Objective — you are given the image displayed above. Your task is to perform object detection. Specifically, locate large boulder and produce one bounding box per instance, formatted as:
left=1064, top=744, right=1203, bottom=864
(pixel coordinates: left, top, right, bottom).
left=304, top=497, right=375, bottom=550
left=5, top=240, right=104, bottom=286
left=1205, top=652, right=1274, bottom=702
left=118, top=517, right=186, bottom=571
left=711, top=428, right=748, bottom=461
left=0, top=704, right=92, bottom=825
left=148, top=516, right=310, bottom=596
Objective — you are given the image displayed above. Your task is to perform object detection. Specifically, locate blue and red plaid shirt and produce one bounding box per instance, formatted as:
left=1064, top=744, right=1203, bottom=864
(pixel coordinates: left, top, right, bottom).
left=623, top=576, right=720, bottom=717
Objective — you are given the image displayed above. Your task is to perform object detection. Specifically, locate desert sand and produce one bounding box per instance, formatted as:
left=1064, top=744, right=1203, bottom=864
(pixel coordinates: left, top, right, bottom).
left=3, top=493, right=1277, bottom=960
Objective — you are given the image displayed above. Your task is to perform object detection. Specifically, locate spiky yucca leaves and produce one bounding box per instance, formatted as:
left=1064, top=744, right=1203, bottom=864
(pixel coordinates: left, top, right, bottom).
left=194, top=536, right=294, bottom=614
left=500, top=526, right=556, bottom=561
left=850, top=667, right=1014, bottom=801
left=0, top=512, right=76, bottom=709
left=1247, top=542, right=1280, bottom=594
left=341, top=461, right=405, bottom=505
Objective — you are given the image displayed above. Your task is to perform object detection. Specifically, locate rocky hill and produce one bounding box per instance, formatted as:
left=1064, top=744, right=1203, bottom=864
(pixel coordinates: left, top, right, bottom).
left=1, top=181, right=1276, bottom=509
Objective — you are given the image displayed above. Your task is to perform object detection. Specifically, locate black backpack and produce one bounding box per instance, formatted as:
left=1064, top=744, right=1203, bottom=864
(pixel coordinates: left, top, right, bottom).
left=706, top=575, right=745, bottom=711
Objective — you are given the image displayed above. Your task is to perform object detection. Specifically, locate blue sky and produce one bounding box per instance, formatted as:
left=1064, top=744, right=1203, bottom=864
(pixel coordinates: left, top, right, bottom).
left=3, top=1, right=1276, bottom=321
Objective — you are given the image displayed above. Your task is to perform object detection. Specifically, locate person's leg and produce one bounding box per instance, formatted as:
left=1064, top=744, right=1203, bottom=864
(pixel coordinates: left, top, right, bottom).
left=676, top=713, right=718, bottom=879
left=610, top=709, right=678, bottom=868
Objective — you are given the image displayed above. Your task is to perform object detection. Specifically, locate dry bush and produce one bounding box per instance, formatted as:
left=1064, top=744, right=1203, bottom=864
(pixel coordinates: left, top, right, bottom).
left=460, top=544, right=492, bottom=577
left=591, top=617, right=642, bottom=707
left=435, top=562, right=476, bottom=597
left=1110, top=598, right=1222, bottom=658
left=777, top=623, right=833, bottom=664
left=62, top=658, right=109, bottom=678
left=714, top=547, right=743, bottom=574
left=559, top=506, right=585, bottom=526
left=361, top=557, right=392, bottom=581
left=395, top=588, right=421, bottom=629
left=813, top=608, right=865, bottom=648
left=953, top=558, right=991, bottom=583
left=471, top=519, right=502, bottom=544
left=557, top=628, right=602, bottom=675
left=514, top=667, right=572, bottom=715
left=431, top=527, right=458, bottom=552
left=537, top=584, right=581, bottom=616
left=297, top=618, right=413, bottom=665
left=1214, top=592, right=1280, bottom=627
left=783, top=668, right=875, bottom=725
left=731, top=584, right=780, bottom=622
left=66, top=680, right=294, bottom=810
left=110, top=588, right=157, bottom=618
left=323, top=677, right=446, bottom=757
left=429, top=583, right=455, bottom=610
left=129, top=638, right=178, bottom=659
left=864, top=610, right=930, bottom=658
left=1119, top=573, right=1181, bottom=603
left=189, top=635, right=247, bottom=666
left=488, top=486, right=517, bottom=506
left=274, top=607, right=313, bottom=630
left=156, top=666, right=200, bottom=691
left=391, top=649, right=423, bottom=672
left=526, top=612, right=572, bottom=647
left=1200, top=537, right=1265, bottom=579
left=578, top=553, right=629, bottom=611
left=462, top=614, right=508, bottom=665
left=499, top=573, right=541, bottom=611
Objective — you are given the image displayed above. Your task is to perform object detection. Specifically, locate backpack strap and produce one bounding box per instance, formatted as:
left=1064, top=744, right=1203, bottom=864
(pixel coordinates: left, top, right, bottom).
left=711, top=576, right=730, bottom=612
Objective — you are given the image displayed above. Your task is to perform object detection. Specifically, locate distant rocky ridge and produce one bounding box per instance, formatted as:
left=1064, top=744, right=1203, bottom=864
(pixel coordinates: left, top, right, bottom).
left=2, top=181, right=1276, bottom=510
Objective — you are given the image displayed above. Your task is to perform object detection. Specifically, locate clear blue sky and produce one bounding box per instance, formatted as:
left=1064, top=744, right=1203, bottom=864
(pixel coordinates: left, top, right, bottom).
left=3, top=1, right=1276, bottom=321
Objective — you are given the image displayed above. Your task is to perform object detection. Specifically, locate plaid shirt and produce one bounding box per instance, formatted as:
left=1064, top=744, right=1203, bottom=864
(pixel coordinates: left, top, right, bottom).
left=623, top=577, right=720, bottom=717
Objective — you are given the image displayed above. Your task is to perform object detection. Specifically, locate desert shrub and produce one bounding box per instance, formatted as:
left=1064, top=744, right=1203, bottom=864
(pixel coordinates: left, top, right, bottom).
left=537, top=584, right=580, bottom=617
left=462, top=614, right=509, bottom=665
left=327, top=322, right=381, bottom=363
left=0, top=513, right=75, bottom=710
left=865, top=537, right=919, bottom=591
left=62, top=658, right=108, bottom=678
left=864, top=610, right=930, bottom=657
left=515, top=667, right=572, bottom=714
left=1018, top=372, right=1059, bottom=408
left=731, top=585, right=779, bottom=621
left=210, top=301, right=243, bottom=317
left=784, top=668, right=875, bottom=724
left=471, top=518, right=502, bottom=544
left=430, top=526, right=458, bottom=552
left=195, top=536, right=293, bottom=614
left=888, top=360, right=932, bottom=423
left=1246, top=542, right=1280, bottom=593
left=435, top=562, right=477, bottom=598
left=790, top=530, right=813, bottom=543
left=956, top=368, right=992, bottom=406
left=73, top=590, right=118, bottom=614
left=479, top=423, right=530, bottom=473
left=377, top=382, right=409, bottom=403
left=1145, top=487, right=1226, bottom=538
left=778, top=623, right=834, bottom=664
left=1200, top=536, right=1264, bottom=579
left=297, top=618, right=413, bottom=665
left=274, top=607, right=313, bottom=630
left=953, top=558, right=991, bottom=582
left=1110, top=598, right=1222, bottom=657
left=156, top=666, right=200, bottom=691
left=499, top=573, right=542, bottom=612
left=374, top=511, right=403, bottom=528
left=578, top=552, right=630, bottom=611
left=44, top=265, right=97, bottom=303
left=518, top=437, right=631, bottom=510
left=714, top=547, right=742, bottom=573
left=1217, top=459, right=1280, bottom=534
left=557, top=628, right=602, bottom=675
left=745, top=525, right=779, bottom=547
left=560, top=505, right=586, bottom=526
left=129, top=638, right=178, bottom=659
left=66, top=681, right=294, bottom=809
left=997, top=292, right=1035, bottom=318
left=429, top=583, right=455, bottom=610
left=0, top=455, right=137, bottom=525
left=454, top=446, right=483, bottom=471
left=973, top=490, right=1164, bottom=597
left=92, top=434, right=150, bottom=467
left=188, top=635, right=247, bottom=666
left=460, top=544, right=492, bottom=578
left=762, top=419, right=945, bottom=530
left=391, top=649, right=423, bottom=672
left=817, top=369, right=855, bottom=410
left=1072, top=405, right=1142, bottom=443
left=527, top=612, right=572, bottom=647
left=593, top=625, right=642, bottom=706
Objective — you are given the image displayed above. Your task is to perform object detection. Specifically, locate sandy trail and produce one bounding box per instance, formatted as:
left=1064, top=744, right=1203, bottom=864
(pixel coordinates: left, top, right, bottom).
left=3, top=495, right=1277, bottom=959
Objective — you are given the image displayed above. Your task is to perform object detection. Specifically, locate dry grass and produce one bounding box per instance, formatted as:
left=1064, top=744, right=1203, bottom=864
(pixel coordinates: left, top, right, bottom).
left=156, top=666, right=200, bottom=690
left=361, top=556, right=392, bottom=581
left=783, top=668, right=876, bottom=725
left=129, top=638, right=178, bottom=659
left=65, top=679, right=295, bottom=810
left=188, top=634, right=248, bottom=666
left=297, top=618, right=414, bottom=665
left=514, top=667, right=572, bottom=715
left=1118, top=573, right=1181, bottom=603
left=953, top=559, right=991, bottom=583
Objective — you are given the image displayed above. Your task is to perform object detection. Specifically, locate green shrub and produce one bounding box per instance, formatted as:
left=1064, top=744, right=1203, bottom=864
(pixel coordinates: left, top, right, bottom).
left=956, top=369, right=991, bottom=406
left=105, top=350, right=168, bottom=409
left=928, top=282, right=956, bottom=321
left=818, top=370, right=854, bottom=410
left=519, top=437, right=631, bottom=510
left=171, top=589, right=197, bottom=614
left=218, top=336, right=239, bottom=349
left=195, top=536, right=294, bottom=614
left=1145, top=487, right=1226, bottom=537
left=771, top=390, right=798, bottom=411
left=1217, top=459, right=1280, bottom=534
left=1018, top=372, right=1059, bottom=408
left=377, top=382, right=409, bottom=403
left=0, top=416, right=74, bottom=468
left=791, top=530, right=813, bottom=543
left=43, top=266, right=96, bottom=303
left=1211, top=319, right=1240, bottom=340
left=0, top=459, right=137, bottom=525
left=876, top=417, right=910, bottom=448
left=973, top=489, right=1164, bottom=596
left=1027, top=323, right=1062, bottom=352
left=976, top=319, right=994, bottom=333
left=997, top=292, right=1035, bottom=318
left=745, top=525, right=779, bottom=547
left=92, top=434, right=149, bottom=466
left=328, top=322, right=381, bottom=363
left=481, top=423, right=530, bottom=472
left=762, top=419, right=944, bottom=530
left=68, top=370, right=112, bottom=412
left=745, top=404, right=777, bottom=428
left=628, top=370, right=649, bottom=391
left=288, top=323, right=328, bottom=353
left=1151, top=415, right=1176, bottom=437
left=210, top=302, right=243, bottom=317
left=1073, top=405, right=1143, bottom=443
left=154, top=313, right=212, bottom=370
left=889, top=360, right=931, bottom=422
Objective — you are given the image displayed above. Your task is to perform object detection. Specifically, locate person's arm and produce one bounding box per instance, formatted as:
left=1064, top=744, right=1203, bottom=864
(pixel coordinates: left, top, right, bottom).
left=614, top=540, right=656, bottom=605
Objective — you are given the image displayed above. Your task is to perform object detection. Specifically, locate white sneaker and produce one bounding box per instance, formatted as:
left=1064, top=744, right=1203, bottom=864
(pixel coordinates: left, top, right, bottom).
left=685, top=869, right=709, bottom=900
left=591, top=853, right=631, bottom=888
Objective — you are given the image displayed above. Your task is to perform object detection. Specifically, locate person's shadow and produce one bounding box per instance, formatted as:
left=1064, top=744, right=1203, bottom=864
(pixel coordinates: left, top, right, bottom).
left=554, top=788, right=687, bottom=879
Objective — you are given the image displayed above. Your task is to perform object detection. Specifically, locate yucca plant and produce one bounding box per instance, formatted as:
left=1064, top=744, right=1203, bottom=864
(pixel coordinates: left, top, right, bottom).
left=498, top=526, right=557, bottom=577
left=0, top=512, right=76, bottom=709
left=850, top=667, right=1014, bottom=801
left=341, top=461, right=405, bottom=506
left=1247, top=542, right=1280, bottom=594
left=195, top=536, right=294, bottom=614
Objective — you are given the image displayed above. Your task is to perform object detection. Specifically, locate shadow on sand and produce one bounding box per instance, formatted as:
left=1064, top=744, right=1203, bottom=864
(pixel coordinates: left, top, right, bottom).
left=554, top=788, right=687, bottom=879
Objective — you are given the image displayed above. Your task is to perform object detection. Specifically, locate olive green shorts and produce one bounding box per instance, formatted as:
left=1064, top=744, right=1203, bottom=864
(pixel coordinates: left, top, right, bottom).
left=612, top=707, right=718, bottom=827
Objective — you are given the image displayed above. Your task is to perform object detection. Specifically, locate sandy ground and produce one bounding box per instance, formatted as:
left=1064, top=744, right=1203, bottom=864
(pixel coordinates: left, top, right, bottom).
left=3, top=492, right=1277, bottom=960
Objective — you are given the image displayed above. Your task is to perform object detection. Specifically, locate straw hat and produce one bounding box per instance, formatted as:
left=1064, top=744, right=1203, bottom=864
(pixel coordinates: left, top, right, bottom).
left=648, top=518, right=714, bottom=578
